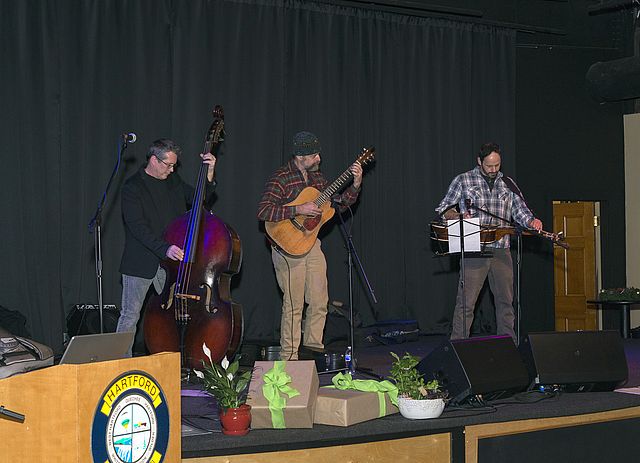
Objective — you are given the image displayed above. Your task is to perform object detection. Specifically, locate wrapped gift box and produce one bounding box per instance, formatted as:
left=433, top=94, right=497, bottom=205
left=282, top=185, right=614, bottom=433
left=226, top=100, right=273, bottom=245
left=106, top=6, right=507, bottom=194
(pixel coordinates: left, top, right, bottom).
left=314, top=387, right=398, bottom=426
left=247, top=360, right=319, bottom=429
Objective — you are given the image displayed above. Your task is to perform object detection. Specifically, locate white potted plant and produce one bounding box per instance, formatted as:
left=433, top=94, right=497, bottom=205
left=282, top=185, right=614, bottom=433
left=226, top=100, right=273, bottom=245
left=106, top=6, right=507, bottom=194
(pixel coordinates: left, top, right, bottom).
left=388, top=352, right=447, bottom=419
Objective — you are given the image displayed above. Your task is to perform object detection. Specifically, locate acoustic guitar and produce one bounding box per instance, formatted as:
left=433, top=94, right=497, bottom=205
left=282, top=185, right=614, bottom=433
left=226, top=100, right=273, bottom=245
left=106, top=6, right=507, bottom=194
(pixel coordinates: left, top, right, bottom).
left=265, top=147, right=375, bottom=257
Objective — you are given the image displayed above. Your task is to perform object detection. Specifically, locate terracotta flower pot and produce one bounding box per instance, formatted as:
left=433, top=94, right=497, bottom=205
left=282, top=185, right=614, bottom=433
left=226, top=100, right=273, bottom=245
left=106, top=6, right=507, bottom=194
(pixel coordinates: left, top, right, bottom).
left=219, top=404, right=252, bottom=436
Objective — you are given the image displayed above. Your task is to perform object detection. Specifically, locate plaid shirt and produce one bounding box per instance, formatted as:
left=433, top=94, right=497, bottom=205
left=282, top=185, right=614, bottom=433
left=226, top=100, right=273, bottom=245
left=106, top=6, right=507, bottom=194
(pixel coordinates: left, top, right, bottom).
left=435, top=166, right=534, bottom=248
left=257, top=159, right=360, bottom=222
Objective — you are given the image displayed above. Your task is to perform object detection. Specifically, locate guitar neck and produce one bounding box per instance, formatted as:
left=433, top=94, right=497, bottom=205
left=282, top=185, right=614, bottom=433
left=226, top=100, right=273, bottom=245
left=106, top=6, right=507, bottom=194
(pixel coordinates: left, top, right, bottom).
left=494, top=226, right=569, bottom=249
left=313, top=167, right=354, bottom=207
left=539, top=229, right=570, bottom=249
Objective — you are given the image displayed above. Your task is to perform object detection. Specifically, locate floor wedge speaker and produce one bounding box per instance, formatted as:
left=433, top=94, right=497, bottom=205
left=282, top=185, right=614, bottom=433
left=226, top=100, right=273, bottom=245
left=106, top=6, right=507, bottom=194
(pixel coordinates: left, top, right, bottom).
left=417, top=335, right=529, bottom=404
left=519, top=330, right=628, bottom=392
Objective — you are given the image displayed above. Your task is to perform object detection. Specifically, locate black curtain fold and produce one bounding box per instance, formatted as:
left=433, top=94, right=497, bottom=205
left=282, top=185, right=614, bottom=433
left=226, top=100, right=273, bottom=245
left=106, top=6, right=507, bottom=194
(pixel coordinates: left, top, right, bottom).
left=0, top=0, right=515, bottom=352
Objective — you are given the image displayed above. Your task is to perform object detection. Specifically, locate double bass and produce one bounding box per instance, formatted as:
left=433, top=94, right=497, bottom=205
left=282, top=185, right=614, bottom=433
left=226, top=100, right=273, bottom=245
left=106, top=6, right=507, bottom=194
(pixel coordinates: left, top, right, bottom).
left=144, top=106, right=243, bottom=369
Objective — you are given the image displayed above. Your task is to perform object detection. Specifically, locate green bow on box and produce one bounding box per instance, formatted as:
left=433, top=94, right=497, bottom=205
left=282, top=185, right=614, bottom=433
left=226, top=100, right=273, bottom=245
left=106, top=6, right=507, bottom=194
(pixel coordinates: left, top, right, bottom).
left=262, top=361, right=300, bottom=428
left=330, top=372, right=399, bottom=416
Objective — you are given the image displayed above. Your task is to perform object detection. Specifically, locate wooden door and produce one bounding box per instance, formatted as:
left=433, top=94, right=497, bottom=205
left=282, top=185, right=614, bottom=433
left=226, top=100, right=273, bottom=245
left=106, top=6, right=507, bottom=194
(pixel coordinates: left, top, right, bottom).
left=553, top=202, right=598, bottom=331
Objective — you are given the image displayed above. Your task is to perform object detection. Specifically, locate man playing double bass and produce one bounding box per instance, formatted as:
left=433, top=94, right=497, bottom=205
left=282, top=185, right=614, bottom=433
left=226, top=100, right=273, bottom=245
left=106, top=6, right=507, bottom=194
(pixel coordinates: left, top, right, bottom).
left=117, top=138, right=217, bottom=357
left=435, top=142, right=542, bottom=341
left=257, top=131, right=363, bottom=361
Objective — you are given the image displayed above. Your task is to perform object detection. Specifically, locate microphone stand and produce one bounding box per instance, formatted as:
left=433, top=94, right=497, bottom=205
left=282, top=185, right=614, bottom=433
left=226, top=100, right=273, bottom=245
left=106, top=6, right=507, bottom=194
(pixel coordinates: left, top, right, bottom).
left=0, top=405, right=25, bottom=423
left=458, top=213, right=468, bottom=338
left=331, top=199, right=380, bottom=379
left=88, top=135, right=130, bottom=334
left=469, top=204, right=524, bottom=345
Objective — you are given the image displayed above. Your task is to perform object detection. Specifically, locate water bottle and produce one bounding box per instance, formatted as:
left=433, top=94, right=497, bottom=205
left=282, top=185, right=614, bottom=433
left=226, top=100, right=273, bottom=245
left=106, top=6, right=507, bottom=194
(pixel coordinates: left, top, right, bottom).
left=344, top=346, right=352, bottom=372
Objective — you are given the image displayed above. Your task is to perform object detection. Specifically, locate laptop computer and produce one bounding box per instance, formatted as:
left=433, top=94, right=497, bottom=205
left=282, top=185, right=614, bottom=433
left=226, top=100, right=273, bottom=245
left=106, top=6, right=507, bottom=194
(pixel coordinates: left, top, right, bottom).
left=59, top=331, right=134, bottom=364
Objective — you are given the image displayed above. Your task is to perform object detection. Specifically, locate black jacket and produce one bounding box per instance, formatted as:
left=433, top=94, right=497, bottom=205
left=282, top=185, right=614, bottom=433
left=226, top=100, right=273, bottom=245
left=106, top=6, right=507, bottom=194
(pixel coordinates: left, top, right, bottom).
left=119, top=168, right=216, bottom=278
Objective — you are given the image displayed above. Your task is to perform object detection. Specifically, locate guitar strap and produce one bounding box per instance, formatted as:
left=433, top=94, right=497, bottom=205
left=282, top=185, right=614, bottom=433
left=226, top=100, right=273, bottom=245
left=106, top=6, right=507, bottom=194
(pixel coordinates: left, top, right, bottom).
left=502, top=175, right=535, bottom=216
left=500, top=176, right=568, bottom=248
left=501, top=175, right=523, bottom=199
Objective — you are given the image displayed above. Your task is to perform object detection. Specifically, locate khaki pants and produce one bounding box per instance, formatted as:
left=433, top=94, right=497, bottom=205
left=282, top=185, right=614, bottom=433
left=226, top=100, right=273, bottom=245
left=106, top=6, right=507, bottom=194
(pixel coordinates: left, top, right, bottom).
left=272, top=240, right=328, bottom=360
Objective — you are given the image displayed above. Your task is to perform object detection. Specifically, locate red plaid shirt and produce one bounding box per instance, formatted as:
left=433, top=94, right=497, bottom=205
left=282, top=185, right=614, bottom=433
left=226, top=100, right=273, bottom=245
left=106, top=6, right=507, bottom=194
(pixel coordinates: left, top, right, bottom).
left=257, top=159, right=360, bottom=222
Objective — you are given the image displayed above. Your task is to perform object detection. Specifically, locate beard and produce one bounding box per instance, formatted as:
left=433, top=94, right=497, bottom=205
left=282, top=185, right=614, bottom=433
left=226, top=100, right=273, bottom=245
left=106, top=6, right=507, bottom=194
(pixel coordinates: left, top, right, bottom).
left=481, top=167, right=498, bottom=178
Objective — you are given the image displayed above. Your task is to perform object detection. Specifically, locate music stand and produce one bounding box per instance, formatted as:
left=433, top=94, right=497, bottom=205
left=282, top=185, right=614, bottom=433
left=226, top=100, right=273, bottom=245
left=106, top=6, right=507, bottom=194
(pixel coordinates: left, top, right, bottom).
left=431, top=218, right=482, bottom=337
left=447, top=217, right=482, bottom=337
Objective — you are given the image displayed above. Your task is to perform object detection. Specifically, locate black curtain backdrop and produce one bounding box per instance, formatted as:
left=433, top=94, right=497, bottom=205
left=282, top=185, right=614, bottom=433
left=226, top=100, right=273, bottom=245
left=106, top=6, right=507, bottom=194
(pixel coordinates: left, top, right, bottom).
left=0, top=0, right=515, bottom=352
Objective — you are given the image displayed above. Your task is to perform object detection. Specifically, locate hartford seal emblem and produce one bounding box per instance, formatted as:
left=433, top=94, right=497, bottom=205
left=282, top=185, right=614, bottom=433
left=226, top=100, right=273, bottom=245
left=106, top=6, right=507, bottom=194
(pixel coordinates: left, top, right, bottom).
left=92, top=371, right=170, bottom=463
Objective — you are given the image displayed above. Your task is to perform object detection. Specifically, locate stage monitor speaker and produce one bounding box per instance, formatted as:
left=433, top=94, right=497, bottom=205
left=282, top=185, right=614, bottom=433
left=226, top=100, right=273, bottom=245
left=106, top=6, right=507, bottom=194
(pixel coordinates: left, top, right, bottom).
left=519, top=330, right=628, bottom=392
left=417, top=335, right=529, bottom=404
left=66, top=304, right=120, bottom=337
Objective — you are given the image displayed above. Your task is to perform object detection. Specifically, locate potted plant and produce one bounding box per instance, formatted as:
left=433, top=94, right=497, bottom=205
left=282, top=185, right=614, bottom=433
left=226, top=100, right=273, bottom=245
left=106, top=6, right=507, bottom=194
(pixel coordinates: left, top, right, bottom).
left=388, top=352, right=447, bottom=419
left=193, top=343, right=253, bottom=435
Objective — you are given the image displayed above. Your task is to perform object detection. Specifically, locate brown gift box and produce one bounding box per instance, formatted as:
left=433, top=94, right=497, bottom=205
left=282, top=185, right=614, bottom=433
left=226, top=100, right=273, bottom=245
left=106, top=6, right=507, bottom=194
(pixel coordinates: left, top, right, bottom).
left=314, top=387, right=399, bottom=427
left=246, top=360, right=319, bottom=429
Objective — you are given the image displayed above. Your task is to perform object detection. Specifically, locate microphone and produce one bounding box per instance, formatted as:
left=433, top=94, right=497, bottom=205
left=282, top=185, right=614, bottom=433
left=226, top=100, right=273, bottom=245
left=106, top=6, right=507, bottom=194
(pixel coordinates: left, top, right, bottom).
left=464, top=198, right=473, bottom=210
left=122, top=132, right=137, bottom=143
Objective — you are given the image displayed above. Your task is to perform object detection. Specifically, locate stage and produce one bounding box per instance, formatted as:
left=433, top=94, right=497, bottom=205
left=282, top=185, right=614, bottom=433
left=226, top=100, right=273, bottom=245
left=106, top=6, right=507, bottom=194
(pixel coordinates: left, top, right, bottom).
left=180, top=336, right=640, bottom=463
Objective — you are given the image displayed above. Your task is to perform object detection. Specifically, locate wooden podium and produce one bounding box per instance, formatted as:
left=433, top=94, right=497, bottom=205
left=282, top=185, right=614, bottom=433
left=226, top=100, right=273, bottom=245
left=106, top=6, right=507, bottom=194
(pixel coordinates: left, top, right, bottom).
left=0, top=352, right=181, bottom=463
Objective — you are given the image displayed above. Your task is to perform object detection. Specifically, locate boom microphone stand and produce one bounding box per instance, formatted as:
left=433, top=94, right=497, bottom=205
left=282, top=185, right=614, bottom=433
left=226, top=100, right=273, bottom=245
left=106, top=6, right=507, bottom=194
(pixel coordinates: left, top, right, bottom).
left=331, top=199, right=381, bottom=379
left=468, top=204, right=524, bottom=345
left=88, top=133, right=136, bottom=334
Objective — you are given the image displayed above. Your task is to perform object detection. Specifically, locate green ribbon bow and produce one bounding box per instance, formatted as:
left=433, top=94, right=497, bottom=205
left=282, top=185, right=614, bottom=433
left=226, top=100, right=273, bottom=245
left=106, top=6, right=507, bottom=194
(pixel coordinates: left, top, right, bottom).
left=262, top=361, right=300, bottom=428
left=331, top=372, right=399, bottom=416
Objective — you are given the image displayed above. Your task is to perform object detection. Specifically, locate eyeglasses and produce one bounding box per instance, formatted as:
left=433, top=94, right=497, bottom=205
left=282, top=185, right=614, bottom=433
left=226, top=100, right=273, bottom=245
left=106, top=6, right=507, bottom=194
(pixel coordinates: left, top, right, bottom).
left=155, top=155, right=177, bottom=169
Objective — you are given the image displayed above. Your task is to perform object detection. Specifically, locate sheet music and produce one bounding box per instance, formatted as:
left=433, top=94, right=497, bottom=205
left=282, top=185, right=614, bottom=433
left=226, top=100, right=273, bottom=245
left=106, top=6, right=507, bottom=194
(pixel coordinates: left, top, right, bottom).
left=447, top=217, right=481, bottom=252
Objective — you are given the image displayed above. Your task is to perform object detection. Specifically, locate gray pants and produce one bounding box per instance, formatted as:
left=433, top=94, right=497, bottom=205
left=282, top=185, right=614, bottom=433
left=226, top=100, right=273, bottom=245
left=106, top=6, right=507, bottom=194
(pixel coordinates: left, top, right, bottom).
left=450, top=248, right=515, bottom=340
left=117, top=266, right=166, bottom=357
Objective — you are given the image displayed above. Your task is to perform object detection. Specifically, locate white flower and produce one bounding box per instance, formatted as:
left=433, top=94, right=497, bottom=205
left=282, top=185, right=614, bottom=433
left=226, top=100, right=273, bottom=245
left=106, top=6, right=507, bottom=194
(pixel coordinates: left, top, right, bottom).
left=221, top=356, right=229, bottom=370
left=227, top=373, right=234, bottom=381
left=202, top=342, right=213, bottom=363
left=193, top=369, right=204, bottom=379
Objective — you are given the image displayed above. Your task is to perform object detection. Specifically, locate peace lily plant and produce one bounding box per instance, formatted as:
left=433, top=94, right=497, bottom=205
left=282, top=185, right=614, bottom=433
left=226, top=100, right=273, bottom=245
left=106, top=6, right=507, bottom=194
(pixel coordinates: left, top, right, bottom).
left=193, top=342, right=252, bottom=410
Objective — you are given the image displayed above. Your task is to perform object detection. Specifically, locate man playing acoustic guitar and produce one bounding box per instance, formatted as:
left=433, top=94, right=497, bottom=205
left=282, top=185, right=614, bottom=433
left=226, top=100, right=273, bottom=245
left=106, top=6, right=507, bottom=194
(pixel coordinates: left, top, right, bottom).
left=257, top=131, right=363, bottom=361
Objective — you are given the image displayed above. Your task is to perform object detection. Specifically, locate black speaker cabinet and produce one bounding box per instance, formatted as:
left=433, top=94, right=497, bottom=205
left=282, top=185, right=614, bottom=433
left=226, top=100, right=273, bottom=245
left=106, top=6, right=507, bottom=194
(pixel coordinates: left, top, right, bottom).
left=66, top=304, right=120, bottom=337
left=519, top=330, right=628, bottom=392
left=418, top=335, right=529, bottom=404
